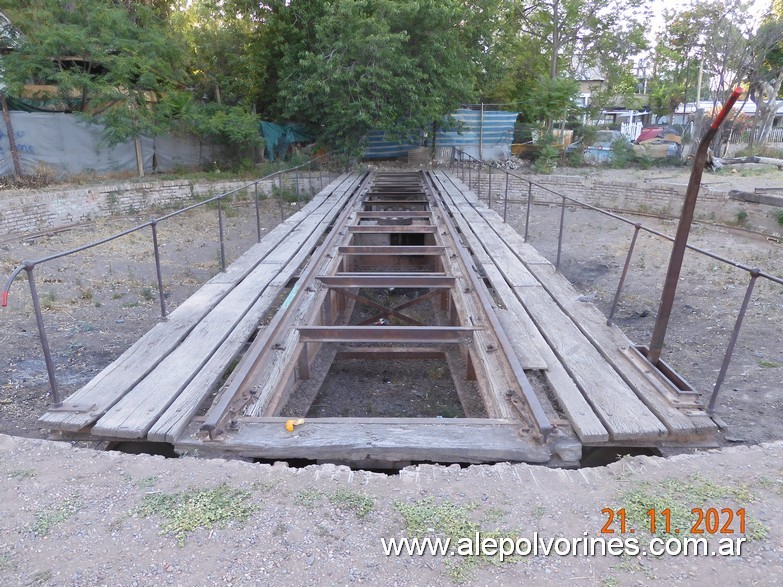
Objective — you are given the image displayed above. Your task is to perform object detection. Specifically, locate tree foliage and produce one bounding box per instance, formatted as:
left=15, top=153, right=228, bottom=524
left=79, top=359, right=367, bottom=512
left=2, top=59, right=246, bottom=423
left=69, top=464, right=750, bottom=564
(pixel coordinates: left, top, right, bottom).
left=258, top=0, right=498, bottom=151
left=0, top=0, right=187, bottom=145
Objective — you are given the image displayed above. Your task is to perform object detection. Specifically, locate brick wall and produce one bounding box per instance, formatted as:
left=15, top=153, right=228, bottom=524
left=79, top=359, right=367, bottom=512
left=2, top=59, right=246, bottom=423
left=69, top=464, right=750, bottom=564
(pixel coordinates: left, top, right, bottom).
left=0, top=174, right=325, bottom=238
left=464, top=170, right=783, bottom=237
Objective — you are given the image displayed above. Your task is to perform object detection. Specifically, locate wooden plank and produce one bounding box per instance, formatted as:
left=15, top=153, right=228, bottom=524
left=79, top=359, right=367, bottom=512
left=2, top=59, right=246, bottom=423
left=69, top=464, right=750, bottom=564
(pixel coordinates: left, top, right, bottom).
left=443, top=171, right=714, bottom=438
left=37, top=283, right=233, bottom=432
left=92, top=178, right=361, bottom=439
left=434, top=172, right=666, bottom=441
left=429, top=176, right=608, bottom=443
left=175, top=418, right=552, bottom=463
left=494, top=308, right=547, bottom=370
left=519, top=265, right=714, bottom=438
left=90, top=262, right=286, bottom=439
left=38, top=174, right=358, bottom=433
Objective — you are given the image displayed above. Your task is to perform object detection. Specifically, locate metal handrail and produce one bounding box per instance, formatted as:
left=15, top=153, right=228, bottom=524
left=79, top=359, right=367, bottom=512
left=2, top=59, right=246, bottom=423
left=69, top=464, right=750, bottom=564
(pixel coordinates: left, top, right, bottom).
left=450, top=146, right=782, bottom=414
left=1, top=153, right=336, bottom=406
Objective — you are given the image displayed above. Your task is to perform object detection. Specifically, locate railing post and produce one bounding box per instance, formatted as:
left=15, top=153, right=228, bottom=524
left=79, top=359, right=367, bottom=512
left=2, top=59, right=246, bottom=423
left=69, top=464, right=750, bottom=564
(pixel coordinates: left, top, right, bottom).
left=295, top=168, right=301, bottom=210
left=468, top=160, right=472, bottom=190
left=24, top=262, right=61, bottom=406
left=319, top=164, right=323, bottom=192
left=607, top=223, right=641, bottom=326
left=477, top=163, right=482, bottom=200
left=706, top=269, right=760, bottom=414
left=217, top=197, right=226, bottom=272
left=524, top=181, right=533, bottom=242
left=254, top=182, right=262, bottom=243
left=503, top=171, right=510, bottom=223
left=150, top=220, right=168, bottom=319
left=488, top=165, right=493, bottom=209
left=278, top=173, right=285, bottom=222
left=556, top=194, right=566, bottom=271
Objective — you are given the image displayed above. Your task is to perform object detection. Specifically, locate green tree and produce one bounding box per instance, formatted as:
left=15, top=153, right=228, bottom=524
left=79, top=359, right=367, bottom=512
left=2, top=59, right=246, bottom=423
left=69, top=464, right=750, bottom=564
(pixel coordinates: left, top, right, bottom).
left=257, top=0, right=499, bottom=151
left=0, top=0, right=188, bottom=147
left=490, top=0, right=647, bottom=127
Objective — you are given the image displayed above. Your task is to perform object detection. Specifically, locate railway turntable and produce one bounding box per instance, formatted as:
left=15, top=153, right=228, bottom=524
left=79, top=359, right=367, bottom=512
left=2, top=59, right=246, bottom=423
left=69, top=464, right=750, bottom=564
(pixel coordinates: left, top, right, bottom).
left=38, top=170, right=716, bottom=467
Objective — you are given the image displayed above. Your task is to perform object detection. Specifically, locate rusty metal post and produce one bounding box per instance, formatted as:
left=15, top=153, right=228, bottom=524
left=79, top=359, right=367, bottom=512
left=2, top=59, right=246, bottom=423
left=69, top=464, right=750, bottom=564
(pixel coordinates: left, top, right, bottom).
left=278, top=173, right=285, bottom=222
left=150, top=220, right=168, bottom=319
left=477, top=164, right=482, bottom=200
left=254, top=182, right=261, bottom=243
left=468, top=160, right=472, bottom=190
left=295, top=168, right=301, bottom=210
left=524, top=181, right=532, bottom=242
left=24, top=263, right=61, bottom=406
left=706, top=269, right=759, bottom=414
left=607, top=223, right=641, bottom=326
left=648, top=87, right=742, bottom=365
left=319, top=165, right=323, bottom=191
left=503, top=171, right=509, bottom=223
left=488, top=165, right=493, bottom=209
left=217, top=198, right=226, bottom=272
left=555, top=194, right=566, bottom=271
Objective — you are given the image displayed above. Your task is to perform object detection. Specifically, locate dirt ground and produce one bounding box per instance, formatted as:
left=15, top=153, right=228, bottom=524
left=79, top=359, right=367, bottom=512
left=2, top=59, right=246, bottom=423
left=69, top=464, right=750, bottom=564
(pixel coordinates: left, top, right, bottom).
left=1, top=434, right=782, bottom=586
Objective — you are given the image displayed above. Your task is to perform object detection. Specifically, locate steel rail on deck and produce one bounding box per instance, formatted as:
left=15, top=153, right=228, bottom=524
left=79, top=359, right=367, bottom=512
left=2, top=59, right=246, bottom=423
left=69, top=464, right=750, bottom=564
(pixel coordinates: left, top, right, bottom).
left=200, top=172, right=374, bottom=437
left=422, top=171, right=553, bottom=440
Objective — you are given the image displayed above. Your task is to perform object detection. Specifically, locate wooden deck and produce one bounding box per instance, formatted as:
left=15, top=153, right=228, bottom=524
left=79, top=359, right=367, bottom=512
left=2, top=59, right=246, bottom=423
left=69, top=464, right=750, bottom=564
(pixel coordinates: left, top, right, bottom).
left=39, top=170, right=716, bottom=465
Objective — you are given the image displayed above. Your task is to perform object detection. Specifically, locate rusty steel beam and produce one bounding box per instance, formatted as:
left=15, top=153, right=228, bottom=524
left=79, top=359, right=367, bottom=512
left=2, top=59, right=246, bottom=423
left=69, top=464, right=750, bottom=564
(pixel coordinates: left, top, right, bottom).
left=338, top=246, right=445, bottom=256
left=356, top=211, right=432, bottom=219
left=298, top=326, right=475, bottom=344
left=335, top=348, right=446, bottom=360
left=317, top=275, right=454, bottom=288
left=348, top=225, right=435, bottom=233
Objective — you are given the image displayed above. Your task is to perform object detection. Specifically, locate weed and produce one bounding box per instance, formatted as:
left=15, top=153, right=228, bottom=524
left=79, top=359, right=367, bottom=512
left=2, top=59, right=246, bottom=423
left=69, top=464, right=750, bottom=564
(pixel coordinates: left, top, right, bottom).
left=758, top=359, right=781, bottom=368
left=7, top=468, right=36, bottom=480
left=33, top=496, right=80, bottom=537
left=776, top=209, right=783, bottom=226
left=135, top=476, right=158, bottom=489
left=41, top=291, right=57, bottom=311
left=0, top=554, right=14, bottom=572
left=395, top=497, right=519, bottom=581
left=734, top=210, right=749, bottom=226
left=294, top=487, right=324, bottom=508
left=136, top=484, right=255, bottom=546
left=617, top=474, right=764, bottom=540
left=112, top=292, right=123, bottom=300
left=329, top=488, right=375, bottom=518
left=141, top=287, right=155, bottom=302
left=78, top=287, right=93, bottom=300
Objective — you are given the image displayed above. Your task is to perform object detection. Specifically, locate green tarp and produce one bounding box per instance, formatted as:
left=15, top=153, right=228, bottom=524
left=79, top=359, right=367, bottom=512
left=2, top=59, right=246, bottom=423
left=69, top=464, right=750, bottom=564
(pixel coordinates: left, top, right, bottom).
left=259, top=121, right=314, bottom=161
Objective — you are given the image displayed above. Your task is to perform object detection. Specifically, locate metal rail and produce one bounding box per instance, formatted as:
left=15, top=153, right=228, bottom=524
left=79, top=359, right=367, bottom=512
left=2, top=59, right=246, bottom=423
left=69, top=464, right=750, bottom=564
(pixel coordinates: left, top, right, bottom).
left=1, top=155, right=337, bottom=406
left=451, top=147, right=782, bottom=414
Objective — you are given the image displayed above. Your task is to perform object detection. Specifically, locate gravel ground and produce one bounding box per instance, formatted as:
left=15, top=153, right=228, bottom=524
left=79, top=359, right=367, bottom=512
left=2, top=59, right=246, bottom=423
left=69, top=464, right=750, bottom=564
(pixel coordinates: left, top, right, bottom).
left=1, top=434, right=781, bottom=586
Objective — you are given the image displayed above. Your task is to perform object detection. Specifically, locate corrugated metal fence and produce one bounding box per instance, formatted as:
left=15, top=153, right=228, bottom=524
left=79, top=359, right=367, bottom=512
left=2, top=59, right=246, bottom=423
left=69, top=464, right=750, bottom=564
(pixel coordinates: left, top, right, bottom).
left=363, top=108, right=518, bottom=160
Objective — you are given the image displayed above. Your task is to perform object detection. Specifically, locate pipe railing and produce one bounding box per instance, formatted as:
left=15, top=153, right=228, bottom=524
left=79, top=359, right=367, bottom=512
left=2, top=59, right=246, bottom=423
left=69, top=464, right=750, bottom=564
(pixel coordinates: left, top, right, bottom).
left=449, top=147, right=782, bottom=415
left=1, top=154, right=338, bottom=407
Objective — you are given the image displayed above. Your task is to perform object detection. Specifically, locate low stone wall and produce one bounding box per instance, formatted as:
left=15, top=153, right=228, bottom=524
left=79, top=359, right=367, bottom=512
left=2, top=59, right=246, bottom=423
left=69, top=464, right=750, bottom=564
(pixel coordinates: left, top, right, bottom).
left=466, top=171, right=783, bottom=237
left=0, top=174, right=325, bottom=238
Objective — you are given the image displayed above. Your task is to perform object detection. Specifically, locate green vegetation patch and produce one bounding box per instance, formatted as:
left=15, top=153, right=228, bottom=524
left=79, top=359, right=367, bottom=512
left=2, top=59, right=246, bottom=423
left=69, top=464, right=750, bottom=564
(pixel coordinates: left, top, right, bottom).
left=137, top=484, right=255, bottom=546
left=394, top=497, right=519, bottom=582
left=617, top=474, right=766, bottom=540
left=33, top=496, right=80, bottom=537
left=294, top=487, right=375, bottom=518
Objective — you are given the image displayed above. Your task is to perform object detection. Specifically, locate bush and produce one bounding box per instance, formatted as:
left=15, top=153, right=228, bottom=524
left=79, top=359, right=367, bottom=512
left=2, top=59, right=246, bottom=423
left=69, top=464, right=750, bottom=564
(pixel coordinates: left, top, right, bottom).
left=735, top=145, right=783, bottom=159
